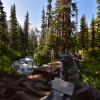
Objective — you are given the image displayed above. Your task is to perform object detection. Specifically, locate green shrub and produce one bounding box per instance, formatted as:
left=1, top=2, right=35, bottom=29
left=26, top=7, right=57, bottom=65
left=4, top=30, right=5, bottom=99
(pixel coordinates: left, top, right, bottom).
left=34, top=49, right=50, bottom=66
left=81, top=58, right=100, bottom=90
left=0, top=49, right=23, bottom=75
left=0, top=55, right=17, bottom=75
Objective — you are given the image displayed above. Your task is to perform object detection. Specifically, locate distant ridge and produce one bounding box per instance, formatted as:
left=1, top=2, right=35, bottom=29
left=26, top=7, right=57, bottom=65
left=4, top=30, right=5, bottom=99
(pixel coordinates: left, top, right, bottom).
left=7, top=20, right=41, bottom=35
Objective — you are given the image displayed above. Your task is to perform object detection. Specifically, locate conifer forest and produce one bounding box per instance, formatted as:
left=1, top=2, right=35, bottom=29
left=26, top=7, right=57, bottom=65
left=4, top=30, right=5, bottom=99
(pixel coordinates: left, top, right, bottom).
left=0, top=0, right=100, bottom=99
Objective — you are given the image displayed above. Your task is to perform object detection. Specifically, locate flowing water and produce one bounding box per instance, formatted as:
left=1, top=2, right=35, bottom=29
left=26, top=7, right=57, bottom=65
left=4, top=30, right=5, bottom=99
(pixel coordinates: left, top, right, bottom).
left=12, top=56, right=38, bottom=74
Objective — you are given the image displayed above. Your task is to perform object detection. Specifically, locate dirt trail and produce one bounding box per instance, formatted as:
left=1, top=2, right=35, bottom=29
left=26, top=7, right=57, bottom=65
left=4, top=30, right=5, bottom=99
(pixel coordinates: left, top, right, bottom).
left=0, top=61, right=61, bottom=100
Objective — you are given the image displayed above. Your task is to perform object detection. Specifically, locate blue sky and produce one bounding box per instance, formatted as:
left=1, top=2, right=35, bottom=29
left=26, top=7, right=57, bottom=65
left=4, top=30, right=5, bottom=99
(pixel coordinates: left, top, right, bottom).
left=2, top=0, right=97, bottom=30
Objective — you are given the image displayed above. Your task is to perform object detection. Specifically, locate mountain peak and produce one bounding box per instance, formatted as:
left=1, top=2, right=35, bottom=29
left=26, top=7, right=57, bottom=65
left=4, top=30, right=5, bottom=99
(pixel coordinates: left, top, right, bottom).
left=7, top=20, right=41, bottom=35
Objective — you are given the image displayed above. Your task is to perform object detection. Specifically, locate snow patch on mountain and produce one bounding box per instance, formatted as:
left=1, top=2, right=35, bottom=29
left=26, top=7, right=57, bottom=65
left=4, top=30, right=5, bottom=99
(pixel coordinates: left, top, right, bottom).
left=7, top=20, right=41, bottom=35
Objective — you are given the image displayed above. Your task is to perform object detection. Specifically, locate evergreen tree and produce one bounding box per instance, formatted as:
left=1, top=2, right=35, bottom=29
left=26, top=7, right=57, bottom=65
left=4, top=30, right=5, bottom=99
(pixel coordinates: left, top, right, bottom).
left=10, top=4, right=18, bottom=51
left=96, top=0, right=100, bottom=49
left=46, top=0, right=52, bottom=30
left=29, top=30, right=37, bottom=54
left=54, top=0, right=62, bottom=35
left=76, top=32, right=81, bottom=50
left=97, top=0, right=100, bottom=18
left=40, top=7, right=46, bottom=46
left=80, top=15, right=89, bottom=50
left=55, top=0, right=78, bottom=53
left=24, top=12, right=29, bottom=54
left=90, top=16, right=96, bottom=56
left=46, top=0, right=54, bottom=47
left=0, top=0, right=8, bottom=53
left=17, top=24, right=24, bottom=52
left=45, top=0, right=55, bottom=49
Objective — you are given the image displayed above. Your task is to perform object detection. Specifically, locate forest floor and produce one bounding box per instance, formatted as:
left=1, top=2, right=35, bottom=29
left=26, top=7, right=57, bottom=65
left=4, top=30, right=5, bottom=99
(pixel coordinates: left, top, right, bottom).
left=0, top=73, right=49, bottom=100
left=0, top=61, right=61, bottom=100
